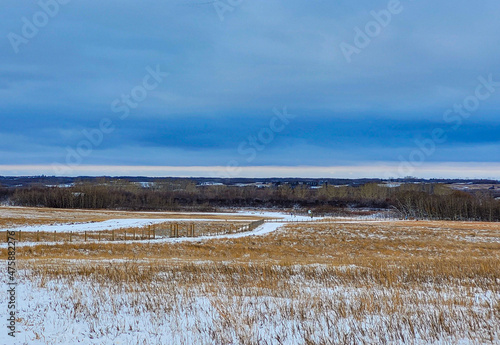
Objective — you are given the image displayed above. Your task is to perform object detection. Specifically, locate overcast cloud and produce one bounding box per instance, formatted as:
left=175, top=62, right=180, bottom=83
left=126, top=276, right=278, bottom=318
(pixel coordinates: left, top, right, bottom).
left=1, top=0, right=499, bottom=176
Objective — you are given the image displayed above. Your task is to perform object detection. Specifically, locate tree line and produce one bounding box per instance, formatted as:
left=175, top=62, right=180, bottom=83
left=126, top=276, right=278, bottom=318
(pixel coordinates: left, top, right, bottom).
left=5, top=179, right=500, bottom=221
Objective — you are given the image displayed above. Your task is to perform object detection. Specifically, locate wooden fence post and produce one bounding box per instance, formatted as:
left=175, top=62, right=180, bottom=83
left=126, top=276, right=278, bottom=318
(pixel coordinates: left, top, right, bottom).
left=84, top=231, right=87, bottom=242
left=53, top=231, right=56, bottom=242
left=36, top=230, right=40, bottom=242
left=69, top=232, right=72, bottom=242
left=19, top=230, right=22, bottom=242
left=112, top=230, right=115, bottom=241
left=133, top=228, right=136, bottom=240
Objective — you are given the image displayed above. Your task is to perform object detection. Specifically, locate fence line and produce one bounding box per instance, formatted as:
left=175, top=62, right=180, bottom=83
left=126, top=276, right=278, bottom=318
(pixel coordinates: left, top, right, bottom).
left=6, top=218, right=332, bottom=242
left=5, top=217, right=346, bottom=244
left=4, top=218, right=283, bottom=244
left=4, top=228, right=157, bottom=244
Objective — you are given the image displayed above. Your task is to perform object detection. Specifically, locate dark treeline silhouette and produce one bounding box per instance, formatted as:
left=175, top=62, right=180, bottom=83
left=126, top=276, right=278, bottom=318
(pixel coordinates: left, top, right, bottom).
left=5, top=179, right=500, bottom=221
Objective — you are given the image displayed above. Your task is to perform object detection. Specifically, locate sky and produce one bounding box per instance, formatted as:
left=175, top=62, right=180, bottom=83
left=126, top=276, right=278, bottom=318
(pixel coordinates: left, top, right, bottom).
left=1, top=0, right=499, bottom=178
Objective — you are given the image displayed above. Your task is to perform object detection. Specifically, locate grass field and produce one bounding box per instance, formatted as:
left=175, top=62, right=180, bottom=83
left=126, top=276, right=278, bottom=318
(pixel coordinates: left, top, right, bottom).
left=1, top=208, right=499, bottom=344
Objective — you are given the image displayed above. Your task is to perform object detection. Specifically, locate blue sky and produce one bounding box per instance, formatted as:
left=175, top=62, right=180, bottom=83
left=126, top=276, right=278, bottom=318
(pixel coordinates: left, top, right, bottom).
left=1, top=0, right=499, bottom=177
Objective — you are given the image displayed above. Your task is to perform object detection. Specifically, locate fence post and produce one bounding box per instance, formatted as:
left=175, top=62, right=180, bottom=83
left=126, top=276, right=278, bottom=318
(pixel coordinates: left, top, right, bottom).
left=153, top=228, right=156, bottom=239
left=54, top=231, right=56, bottom=242
left=84, top=231, right=87, bottom=242
left=69, top=232, right=72, bottom=242
left=112, top=230, right=115, bottom=241
left=19, top=230, right=21, bottom=242
left=37, top=230, right=40, bottom=242
left=133, top=228, right=136, bottom=240
left=5, top=230, right=7, bottom=243
left=98, top=232, right=101, bottom=241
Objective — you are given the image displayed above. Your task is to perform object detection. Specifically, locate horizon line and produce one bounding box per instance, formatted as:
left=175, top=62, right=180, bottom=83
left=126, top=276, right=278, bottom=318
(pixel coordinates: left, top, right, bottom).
left=0, top=163, right=499, bottom=179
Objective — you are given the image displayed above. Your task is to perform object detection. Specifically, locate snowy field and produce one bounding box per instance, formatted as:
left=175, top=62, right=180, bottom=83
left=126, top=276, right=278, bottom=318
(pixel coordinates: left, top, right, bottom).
left=0, top=210, right=305, bottom=248
left=1, top=209, right=311, bottom=234
left=1, top=209, right=499, bottom=344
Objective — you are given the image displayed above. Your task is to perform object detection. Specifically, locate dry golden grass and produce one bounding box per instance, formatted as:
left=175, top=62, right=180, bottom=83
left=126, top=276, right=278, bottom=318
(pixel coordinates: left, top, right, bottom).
left=12, top=219, right=500, bottom=262
left=5, top=211, right=500, bottom=344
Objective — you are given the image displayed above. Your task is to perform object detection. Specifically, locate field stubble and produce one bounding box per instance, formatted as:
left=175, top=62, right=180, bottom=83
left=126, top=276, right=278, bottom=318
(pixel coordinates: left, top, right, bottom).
left=6, top=217, right=500, bottom=344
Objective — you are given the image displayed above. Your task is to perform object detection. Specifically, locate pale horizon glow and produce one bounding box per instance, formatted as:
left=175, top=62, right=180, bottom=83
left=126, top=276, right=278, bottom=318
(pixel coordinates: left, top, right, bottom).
left=0, top=163, right=499, bottom=179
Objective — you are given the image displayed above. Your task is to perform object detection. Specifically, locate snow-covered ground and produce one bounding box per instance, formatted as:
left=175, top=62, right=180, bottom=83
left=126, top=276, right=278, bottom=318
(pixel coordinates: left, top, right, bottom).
left=233, top=210, right=315, bottom=222
left=1, top=210, right=312, bottom=234
left=0, top=222, right=286, bottom=248
left=0, top=211, right=314, bottom=248
left=2, top=218, right=243, bottom=234
left=2, top=266, right=497, bottom=345
left=161, top=222, right=284, bottom=243
left=1, top=211, right=498, bottom=344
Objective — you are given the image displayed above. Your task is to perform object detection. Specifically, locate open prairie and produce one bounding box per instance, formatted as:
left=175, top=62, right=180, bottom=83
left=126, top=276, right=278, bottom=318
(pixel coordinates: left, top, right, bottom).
left=2, top=208, right=499, bottom=344
left=0, top=206, right=265, bottom=228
